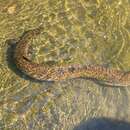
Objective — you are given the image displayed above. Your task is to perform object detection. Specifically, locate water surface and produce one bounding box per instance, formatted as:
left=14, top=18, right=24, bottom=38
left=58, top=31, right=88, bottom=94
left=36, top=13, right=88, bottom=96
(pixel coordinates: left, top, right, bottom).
left=0, top=0, right=130, bottom=129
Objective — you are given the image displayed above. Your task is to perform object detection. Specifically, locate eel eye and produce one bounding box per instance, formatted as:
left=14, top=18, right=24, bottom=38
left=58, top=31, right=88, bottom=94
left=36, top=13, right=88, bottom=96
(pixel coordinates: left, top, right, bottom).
left=23, top=56, right=31, bottom=62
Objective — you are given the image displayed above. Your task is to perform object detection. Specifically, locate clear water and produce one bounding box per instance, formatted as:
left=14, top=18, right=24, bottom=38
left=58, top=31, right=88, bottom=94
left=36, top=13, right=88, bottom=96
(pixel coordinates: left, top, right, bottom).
left=0, top=0, right=130, bottom=129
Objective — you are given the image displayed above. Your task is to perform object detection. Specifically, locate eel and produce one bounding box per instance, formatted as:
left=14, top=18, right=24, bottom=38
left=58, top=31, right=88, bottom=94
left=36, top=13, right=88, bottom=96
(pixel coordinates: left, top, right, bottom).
left=13, top=27, right=130, bottom=86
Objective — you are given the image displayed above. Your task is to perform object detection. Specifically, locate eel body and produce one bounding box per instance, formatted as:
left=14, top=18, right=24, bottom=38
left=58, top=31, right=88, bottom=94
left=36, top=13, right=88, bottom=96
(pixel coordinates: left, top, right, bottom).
left=14, top=27, right=130, bottom=86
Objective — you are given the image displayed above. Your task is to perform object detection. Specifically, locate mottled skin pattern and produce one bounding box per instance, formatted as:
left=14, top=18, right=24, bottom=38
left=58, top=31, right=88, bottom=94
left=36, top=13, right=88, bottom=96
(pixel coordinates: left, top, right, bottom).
left=14, top=27, right=130, bottom=86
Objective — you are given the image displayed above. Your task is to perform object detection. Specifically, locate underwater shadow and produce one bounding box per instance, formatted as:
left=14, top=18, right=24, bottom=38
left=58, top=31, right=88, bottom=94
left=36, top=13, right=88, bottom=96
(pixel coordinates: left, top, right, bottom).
left=74, top=117, right=130, bottom=130
left=6, top=39, right=54, bottom=84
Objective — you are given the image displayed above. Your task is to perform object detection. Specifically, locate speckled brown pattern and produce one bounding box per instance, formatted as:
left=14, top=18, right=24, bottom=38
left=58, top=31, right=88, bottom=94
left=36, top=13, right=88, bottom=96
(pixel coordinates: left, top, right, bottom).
left=14, top=27, right=130, bottom=86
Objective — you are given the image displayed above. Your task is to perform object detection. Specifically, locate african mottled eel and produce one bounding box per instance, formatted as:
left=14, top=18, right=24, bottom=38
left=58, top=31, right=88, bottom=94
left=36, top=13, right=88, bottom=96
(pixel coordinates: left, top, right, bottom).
left=14, top=27, right=130, bottom=86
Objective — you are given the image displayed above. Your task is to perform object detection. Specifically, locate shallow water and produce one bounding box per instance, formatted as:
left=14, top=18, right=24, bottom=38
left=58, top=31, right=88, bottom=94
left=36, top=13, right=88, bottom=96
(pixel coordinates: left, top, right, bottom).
left=0, top=0, right=130, bottom=129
